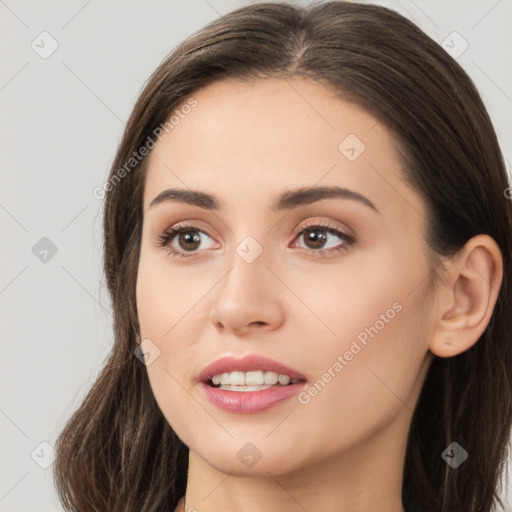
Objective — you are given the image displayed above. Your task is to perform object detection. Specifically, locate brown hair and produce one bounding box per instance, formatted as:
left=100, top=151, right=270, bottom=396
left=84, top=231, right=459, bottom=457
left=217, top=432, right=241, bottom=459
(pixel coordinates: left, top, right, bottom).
left=53, top=2, right=512, bottom=511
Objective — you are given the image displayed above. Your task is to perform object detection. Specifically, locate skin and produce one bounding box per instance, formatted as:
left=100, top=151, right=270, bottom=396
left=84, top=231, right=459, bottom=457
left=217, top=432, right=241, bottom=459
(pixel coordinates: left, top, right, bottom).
left=135, top=77, right=503, bottom=512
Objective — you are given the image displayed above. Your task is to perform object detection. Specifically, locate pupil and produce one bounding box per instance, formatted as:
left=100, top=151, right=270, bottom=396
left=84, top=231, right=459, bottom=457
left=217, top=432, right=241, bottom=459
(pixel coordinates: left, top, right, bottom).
left=180, top=231, right=200, bottom=250
left=306, top=229, right=326, bottom=249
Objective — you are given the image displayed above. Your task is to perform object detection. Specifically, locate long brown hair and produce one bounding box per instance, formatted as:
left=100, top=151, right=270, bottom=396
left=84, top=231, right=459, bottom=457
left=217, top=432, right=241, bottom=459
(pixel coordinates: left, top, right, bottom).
left=53, top=2, right=512, bottom=511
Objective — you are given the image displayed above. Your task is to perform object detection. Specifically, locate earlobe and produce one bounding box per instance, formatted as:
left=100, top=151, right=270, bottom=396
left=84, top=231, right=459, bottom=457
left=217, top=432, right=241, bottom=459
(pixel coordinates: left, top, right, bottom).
left=429, top=234, right=503, bottom=358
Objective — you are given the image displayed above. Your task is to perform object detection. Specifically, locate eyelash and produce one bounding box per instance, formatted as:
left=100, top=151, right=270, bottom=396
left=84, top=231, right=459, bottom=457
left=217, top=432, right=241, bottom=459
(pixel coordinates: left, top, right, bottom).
left=155, top=220, right=355, bottom=259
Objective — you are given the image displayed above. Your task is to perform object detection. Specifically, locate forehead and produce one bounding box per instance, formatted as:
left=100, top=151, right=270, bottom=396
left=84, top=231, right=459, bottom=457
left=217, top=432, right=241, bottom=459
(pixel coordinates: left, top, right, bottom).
left=142, top=77, right=411, bottom=217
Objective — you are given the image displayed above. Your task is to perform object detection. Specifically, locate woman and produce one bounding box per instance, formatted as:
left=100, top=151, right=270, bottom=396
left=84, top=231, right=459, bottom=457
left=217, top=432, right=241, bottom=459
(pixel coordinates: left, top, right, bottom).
left=54, top=2, right=512, bottom=511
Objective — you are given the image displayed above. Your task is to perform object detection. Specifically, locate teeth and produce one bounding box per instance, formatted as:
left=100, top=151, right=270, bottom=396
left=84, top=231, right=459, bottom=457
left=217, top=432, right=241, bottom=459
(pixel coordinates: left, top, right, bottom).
left=219, top=385, right=274, bottom=392
left=247, top=370, right=270, bottom=385
left=210, top=370, right=299, bottom=387
left=278, top=374, right=291, bottom=385
left=228, top=371, right=245, bottom=386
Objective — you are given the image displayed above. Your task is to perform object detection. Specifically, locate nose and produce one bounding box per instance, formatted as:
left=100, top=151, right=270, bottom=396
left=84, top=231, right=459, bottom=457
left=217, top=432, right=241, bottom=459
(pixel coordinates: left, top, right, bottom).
left=208, top=248, right=285, bottom=336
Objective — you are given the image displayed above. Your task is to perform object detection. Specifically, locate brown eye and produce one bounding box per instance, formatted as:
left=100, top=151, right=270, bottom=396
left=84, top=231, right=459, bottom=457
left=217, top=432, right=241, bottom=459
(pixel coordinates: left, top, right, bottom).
left=176, top=231, right=201, bottom=251
left=293, top=222, right=355, bottom=257
left=156, top=225, right=216, bottom=258
left=301, top=228, right=329, bottom=250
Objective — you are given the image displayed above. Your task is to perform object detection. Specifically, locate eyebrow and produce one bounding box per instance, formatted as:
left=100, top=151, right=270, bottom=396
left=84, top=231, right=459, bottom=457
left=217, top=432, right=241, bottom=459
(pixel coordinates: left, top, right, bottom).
left=148, top=185, right=379, bottom=214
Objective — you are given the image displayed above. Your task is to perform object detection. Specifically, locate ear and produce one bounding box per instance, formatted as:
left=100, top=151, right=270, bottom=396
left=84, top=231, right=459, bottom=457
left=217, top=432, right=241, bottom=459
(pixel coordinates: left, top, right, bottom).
left=429, top=234, right=503, bottom=358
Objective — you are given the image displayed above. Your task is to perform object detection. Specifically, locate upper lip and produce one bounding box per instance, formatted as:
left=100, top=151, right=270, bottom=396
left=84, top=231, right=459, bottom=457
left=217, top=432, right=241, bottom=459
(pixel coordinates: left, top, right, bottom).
left=198, top=355, right=307, bottom=383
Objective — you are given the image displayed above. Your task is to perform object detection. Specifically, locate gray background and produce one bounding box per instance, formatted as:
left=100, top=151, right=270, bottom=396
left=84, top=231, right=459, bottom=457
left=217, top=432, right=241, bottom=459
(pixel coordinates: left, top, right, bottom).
left=1, top=0, right=511, bottom=510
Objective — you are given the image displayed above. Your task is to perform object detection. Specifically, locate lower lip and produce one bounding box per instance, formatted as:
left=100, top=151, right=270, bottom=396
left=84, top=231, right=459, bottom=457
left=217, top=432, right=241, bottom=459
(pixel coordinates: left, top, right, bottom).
left=199, top=381, right=307, bottom=413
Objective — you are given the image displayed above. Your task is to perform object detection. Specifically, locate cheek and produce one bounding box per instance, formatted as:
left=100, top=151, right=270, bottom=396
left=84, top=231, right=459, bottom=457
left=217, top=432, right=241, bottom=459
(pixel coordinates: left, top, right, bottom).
left=136, top=249, right=202, bottom=337
left=290, top=302, right=428, bottom=467
left=293, top=245, right=431, bottom=437
left=282, top=242, right=418, bottom=347
left=136, top=260, right=202, bottom=371
left=145, top=362, right=201, bottom=448
left=136, top=251, right=208, bottom=427
left=137, top=282, right=201, bottom=439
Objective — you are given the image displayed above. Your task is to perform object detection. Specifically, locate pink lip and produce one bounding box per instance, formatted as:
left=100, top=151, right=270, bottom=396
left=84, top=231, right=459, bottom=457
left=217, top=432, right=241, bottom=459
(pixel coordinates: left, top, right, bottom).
left=198, top=354, right=307, bottom=383
left=197, top=354, right=308, bottom=414
left=199, top=381, right=307, bottom=413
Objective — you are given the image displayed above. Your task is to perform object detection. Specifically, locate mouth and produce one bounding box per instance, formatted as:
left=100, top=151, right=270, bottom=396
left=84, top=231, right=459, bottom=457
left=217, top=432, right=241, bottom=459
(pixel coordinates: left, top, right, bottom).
left=199, top=354, right=307, bottom=389
left=197, top=354, right=307, bottom=412
left=206, top=370, right=305, bottom=392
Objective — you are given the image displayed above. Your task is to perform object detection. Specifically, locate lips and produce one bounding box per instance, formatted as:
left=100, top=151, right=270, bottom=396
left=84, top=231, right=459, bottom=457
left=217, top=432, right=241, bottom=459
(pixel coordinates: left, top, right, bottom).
left=198, top=354, right=307, bottom=384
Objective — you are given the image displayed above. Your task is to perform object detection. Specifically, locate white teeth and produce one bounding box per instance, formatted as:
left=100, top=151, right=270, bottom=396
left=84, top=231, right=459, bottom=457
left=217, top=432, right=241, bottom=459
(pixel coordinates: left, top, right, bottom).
left=246, top=370, right=265, bottom=386
left=230, top=371, right=245, bottom=386
left=220, top=385, right=274, bottom=392
left=210, top=370, right=300, bottom=387
left=278, top=374, right=291, bottom=385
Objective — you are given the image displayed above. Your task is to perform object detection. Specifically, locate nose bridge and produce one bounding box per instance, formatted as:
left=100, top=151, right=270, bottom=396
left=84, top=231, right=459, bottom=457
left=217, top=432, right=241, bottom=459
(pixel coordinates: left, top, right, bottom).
left=209, top=232, right=283, bottom=333
left=219, top=233, right=270, bottom=301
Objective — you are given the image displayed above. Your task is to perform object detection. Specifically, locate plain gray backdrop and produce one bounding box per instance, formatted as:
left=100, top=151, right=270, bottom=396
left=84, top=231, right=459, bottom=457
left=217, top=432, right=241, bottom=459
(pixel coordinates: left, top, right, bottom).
left=1, top=0, right=511, bottom=510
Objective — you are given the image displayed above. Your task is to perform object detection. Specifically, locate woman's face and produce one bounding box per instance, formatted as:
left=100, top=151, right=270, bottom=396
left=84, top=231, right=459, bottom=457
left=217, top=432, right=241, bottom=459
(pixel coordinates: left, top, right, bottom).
left=136, top=77, right=436, bottom=477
